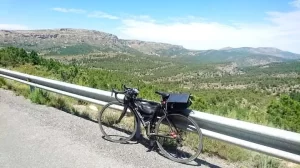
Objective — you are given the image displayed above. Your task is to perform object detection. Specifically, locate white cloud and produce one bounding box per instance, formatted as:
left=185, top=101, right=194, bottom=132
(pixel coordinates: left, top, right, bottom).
left=88, top=11, right=119, bottom=20
left=168, top=15, right=207, bottom=23
left=0, top=24, right=29, bottom=30
left=51, top=7, right=86, bottom=14
left=123, top=14, right=155, bottom=22
left=51, top=7, right=119, bottom=20
left=290, top=0, right=300, bottom=8
left=118, top=2, right=300, bottom=53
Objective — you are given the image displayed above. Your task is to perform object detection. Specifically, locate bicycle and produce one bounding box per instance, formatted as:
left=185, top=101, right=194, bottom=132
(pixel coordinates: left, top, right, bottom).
left=98, top=85, right=203, bottom=163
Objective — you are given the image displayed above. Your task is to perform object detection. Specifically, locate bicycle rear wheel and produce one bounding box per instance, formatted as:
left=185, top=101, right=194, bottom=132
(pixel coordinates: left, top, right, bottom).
left=155, top=113, right=202, bottom=163
left=98, top=101, right=137, bottom=143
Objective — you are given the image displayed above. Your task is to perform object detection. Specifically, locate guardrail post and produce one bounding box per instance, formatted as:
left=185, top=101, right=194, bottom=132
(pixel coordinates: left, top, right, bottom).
left=27, top=78, right=35, bottom=92
left=30, top=85, right=35, bottom=92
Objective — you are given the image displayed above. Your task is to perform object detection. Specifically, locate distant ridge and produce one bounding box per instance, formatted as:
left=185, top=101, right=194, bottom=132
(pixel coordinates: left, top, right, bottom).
left=1, top=28, right=300, bottom=66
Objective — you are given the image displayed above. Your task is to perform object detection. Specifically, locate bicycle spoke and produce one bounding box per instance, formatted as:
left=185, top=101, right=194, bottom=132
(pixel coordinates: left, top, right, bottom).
left=98, top=101, right=137, bottom=143
left=155, top=113, right=203, bottom=163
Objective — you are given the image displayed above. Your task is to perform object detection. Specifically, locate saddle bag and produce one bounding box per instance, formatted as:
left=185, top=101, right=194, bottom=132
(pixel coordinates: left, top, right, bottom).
left=165, top=93, right=192, bottom=113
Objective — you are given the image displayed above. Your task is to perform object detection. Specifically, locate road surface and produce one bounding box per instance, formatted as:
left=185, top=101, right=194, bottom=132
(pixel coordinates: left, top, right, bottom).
left=0, top=89, right=236, bottom=168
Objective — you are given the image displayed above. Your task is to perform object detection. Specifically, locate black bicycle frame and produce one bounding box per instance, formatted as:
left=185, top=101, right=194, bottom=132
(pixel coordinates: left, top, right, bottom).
left=117, top=98, right=179, bottom=140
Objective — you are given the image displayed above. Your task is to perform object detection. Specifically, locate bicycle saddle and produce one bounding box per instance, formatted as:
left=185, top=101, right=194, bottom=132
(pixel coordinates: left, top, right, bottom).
left=155, top=91, right=170, bottom=98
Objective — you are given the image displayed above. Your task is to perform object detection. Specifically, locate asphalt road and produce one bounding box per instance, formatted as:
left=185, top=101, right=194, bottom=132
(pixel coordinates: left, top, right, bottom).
left=0, top=89, right=236, bottom=168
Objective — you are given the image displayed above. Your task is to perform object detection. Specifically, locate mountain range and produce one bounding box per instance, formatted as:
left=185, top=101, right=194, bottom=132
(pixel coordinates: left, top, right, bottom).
left=1, top=28, right=300, bottom=66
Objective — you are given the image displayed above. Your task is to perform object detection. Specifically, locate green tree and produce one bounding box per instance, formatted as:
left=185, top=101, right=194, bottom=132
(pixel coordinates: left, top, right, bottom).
left=290, top=90, right=300, bottom=102
left=192, top=96, right=208, bottom=111
left=267, top=95, right=300, bottom=132
left=29, top=50, right=40, bottom=65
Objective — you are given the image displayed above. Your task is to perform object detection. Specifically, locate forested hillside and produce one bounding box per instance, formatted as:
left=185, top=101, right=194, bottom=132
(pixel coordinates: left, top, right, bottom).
left=1, top=47, right=300, bottom=167
left=1, top=46, right=299, bottom=132
left=1, top=29, right=300, bottom=67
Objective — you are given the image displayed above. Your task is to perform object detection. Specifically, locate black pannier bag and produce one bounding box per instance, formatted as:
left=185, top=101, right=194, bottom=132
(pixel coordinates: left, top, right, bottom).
left=165, top=93, right=192, bottom=113
left=136, top=101, right=161, bottom=121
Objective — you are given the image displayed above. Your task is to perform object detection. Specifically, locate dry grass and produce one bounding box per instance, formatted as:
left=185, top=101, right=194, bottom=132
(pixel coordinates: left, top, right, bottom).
left=100, top=106, right=136, bottom=131
left=0, top=78, right=297, bottom=168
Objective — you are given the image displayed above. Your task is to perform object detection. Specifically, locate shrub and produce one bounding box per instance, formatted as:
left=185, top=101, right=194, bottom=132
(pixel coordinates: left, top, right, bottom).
left=0, top=78, right=6, bottom=87
left=252, top=155, right=280, bottom=168
left=202, top=137, right=250, bottom=162
left=29, top=89, right=50, bottom=105
left=49, top=97, right=69, bottom=111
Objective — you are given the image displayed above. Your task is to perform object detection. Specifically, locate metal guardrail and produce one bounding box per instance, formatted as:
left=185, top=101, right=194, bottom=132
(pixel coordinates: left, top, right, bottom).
left=0, top=68, right=300, bottom=164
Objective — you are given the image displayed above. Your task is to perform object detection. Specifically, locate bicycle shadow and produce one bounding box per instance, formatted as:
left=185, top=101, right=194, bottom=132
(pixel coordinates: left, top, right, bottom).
left=98, top=120, right=220, bottom=167
left=102, top=131, right=221, bottom=168
left=99, top=122, right=140, bottom=144
left=132, top=135, right=221, bottom=168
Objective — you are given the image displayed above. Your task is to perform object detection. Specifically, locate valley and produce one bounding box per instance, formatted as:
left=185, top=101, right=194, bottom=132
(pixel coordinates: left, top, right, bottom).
left=0, top=28, right=300, bottom=167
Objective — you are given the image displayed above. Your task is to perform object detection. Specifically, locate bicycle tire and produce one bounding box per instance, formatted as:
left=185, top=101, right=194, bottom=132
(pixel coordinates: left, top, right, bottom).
left=98, top=101, right=138, bottom=143
left=155, top=113, right=203, bottom=163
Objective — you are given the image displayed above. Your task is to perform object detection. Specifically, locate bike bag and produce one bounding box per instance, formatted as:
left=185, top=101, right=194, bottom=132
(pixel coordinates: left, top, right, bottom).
left=136, top=101, right=161, bottom=115
left=165, top=93, right=192, bottom=112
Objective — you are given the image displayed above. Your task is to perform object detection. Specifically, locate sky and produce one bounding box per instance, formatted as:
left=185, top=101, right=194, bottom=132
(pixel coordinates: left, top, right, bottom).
left=0, top=0, right=300, bottom=53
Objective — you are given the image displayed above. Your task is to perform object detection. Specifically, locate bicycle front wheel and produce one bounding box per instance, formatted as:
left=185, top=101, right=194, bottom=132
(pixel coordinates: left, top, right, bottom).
left=98, top=101, right=137, bottom=143
left=155, top=113, right=203, bottom=163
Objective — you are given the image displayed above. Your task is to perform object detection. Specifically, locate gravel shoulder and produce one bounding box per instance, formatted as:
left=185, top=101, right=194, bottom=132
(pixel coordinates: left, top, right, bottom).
left=0, top=88, right=238, bottom=168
